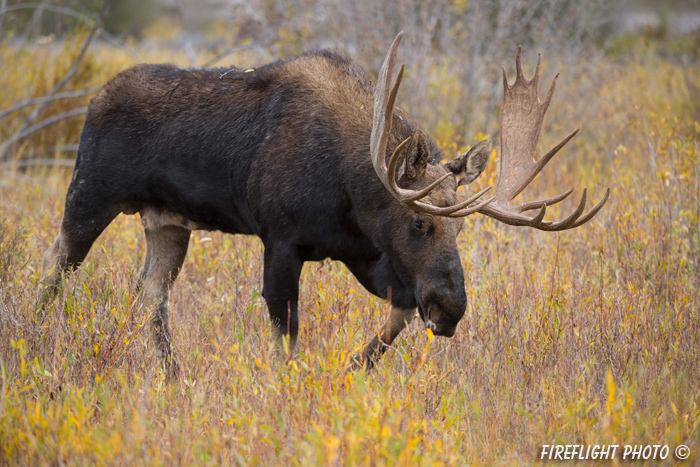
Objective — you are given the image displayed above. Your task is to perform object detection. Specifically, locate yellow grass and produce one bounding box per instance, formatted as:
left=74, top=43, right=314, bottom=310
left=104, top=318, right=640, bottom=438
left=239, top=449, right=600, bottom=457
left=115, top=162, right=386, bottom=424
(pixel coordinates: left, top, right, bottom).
left=0, top=34, right=699, bottom=466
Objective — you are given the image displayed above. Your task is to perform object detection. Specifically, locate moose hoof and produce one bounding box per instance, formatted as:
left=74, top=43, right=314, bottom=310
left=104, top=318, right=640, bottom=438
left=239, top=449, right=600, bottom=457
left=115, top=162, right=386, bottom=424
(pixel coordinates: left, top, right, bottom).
left=348, top=353, right=375, bottom=372
left=156, top=349, right=180, bottom=380
left=165, top=356, right=180, bottom=381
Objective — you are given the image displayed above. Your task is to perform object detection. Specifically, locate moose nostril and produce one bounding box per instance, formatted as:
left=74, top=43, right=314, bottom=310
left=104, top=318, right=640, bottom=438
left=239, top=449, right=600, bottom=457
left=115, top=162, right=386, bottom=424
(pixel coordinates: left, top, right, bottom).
left=426, top=320, right=437, bottom=331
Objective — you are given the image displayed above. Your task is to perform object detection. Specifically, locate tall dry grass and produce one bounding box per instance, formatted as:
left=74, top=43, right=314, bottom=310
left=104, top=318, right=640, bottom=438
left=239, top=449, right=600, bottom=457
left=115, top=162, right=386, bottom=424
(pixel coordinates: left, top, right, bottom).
left=0, top=20, right=699, bottom=466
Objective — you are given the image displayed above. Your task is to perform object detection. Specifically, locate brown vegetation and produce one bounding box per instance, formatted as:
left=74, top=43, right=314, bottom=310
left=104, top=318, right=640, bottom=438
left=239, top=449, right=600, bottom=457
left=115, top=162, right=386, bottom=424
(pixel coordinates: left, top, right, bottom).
left=0, top=1, right=699, bottom=465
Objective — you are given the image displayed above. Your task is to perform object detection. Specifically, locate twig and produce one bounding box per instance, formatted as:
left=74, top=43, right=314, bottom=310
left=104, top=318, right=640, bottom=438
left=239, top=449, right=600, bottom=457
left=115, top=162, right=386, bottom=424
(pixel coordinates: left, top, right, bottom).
left=0, top=0, right=8, bottom=40
left=99, top=30, right=142, bottom=63
left=1, top=2, right=108, bottom=161
left=19, top=2, right=108, bottom=129
left=3, top=156, right=76, bottom=169
left=380, top=341, right=407, bottom=378
left=4, top=3, right=141, bottom=62
left=15, top=107, right=86, bottom=141
left=4, top=2, right=93, bottom=17
left=0, top=363, right=6, bottom=425
left=0, top=107, right=87, bottom=158
left=184, top=41, right=197, bottom=67
left=0, top=86, right=101, bottom=120
left=202, top=44, right=274, bottom=68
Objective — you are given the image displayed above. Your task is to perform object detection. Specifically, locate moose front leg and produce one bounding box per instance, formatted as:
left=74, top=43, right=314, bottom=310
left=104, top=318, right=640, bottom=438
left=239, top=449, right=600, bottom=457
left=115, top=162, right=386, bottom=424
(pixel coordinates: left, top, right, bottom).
left=343, top=258, right=417, bottom=370
left=355, top=306, right=416, bottom=370
left=262, top=243, right=303, bottom=354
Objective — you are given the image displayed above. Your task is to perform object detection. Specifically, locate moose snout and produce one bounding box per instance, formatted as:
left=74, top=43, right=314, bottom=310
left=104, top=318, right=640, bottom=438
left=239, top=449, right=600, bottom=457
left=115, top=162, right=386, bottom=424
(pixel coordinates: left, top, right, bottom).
left=416, top=254, right=466, bottom=337
left=424, top=306, right=461, bottom=337
left=419, top=288, right=466, bottom=338
left=425, top=317, right=457, bottom=337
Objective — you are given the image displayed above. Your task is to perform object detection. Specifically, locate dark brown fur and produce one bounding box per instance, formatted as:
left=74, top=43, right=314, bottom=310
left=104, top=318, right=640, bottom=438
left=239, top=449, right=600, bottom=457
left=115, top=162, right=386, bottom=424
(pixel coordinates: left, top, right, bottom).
left=38, top=48, right=491, bottom=372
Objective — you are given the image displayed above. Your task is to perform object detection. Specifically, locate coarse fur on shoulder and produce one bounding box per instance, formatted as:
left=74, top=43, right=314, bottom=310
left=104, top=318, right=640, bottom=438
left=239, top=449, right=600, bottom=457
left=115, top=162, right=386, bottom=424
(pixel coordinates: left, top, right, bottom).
left=95, top=49, right=372, bottom=97
left=88, top=50, right=378, bottom=126
left=87, top=48, right=442, bottom=163
left=223, top=48, right=374, bottom=90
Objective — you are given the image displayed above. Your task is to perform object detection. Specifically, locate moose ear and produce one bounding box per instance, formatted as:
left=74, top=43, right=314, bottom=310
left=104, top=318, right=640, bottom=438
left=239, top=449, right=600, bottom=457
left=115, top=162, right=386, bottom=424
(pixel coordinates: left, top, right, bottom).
left=445, top=139, right=492, bottom=187
left=402, top=130, right=430, bottom=180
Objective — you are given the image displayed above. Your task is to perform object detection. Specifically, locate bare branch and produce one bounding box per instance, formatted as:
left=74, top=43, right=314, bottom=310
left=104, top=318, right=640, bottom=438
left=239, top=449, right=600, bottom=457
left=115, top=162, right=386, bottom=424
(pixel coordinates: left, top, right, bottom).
left=98, top=30, right=142, bottom=63
left=3, top=157, right=76, bottom=169
left=0, top=107, right=87, bottom=157
left=4, top=3, right=141, bottom=62
left=15, top=1, right=109, bottom=135
left=17, top=107, right=87, bottom=140
left=3, top=2, right=92, bottom=19
left=0, top=1, right=109, bottom=161
left=0, top=86, right=100, bottom=120
left=0, top=0, right=8, bottom=40
left=202, top=44, right=274, bottom=68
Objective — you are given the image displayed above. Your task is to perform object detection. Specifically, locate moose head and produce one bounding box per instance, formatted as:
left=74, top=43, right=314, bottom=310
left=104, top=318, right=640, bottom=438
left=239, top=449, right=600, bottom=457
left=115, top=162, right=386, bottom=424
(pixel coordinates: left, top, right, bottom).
left=357, top=32, right=610, bottom=363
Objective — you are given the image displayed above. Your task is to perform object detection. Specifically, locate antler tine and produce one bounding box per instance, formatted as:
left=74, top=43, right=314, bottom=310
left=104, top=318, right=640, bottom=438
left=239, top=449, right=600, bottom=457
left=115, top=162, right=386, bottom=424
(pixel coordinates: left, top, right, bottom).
left=411, top=187, right=494, bottom=216
left=444, top=193, right=497, bottom=217
left=566, top=187, right=611, bottom=228
left=478, top=47, right=610, bottom=230
left=535, top=187, right=611, bottom=231
left=370, top=32, right=493, bottom=217
left=370, top=32, right=403, bottom=183
left=511, top=127, right=579, bottom=200
left=540, top=72, right=559, bottom=118
left=540, top=189, right=588, bottom=230
left=481, top=201, right=548, bottom=227
left=371, top=32, right=428, bottom=202
left=385, top=142, right=454, bottom=203
left=533, top=54, right=542, bottom=83
left=515, top=46, right=524, bottom=80
left=520, top=188, right=574, bottom=211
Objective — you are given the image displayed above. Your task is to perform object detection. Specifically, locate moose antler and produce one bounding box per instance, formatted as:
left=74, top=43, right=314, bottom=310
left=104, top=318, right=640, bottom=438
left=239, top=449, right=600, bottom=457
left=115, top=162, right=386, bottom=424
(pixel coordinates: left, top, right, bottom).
left=370, top=32, right=494, bottom=217
left=478, top=47, right=610, bottom=230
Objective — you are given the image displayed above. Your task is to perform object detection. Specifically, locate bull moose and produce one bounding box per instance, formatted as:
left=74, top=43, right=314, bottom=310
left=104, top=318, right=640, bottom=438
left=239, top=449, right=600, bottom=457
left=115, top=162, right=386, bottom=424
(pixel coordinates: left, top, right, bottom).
left=38, top=32, right=609, bottom=373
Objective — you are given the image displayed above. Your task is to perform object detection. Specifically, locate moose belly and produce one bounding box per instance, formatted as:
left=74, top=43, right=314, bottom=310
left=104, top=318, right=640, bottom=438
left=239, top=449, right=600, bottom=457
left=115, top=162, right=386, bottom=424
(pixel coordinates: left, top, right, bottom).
left=138, top=207, right=208, bottom=231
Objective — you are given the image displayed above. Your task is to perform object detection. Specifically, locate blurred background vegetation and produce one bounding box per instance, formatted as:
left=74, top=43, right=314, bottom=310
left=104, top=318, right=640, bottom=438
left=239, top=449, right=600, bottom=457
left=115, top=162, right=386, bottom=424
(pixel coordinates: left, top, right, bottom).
left=1, top=1, right=699, bottom=465
left=0, top=0, right=698, bottom=160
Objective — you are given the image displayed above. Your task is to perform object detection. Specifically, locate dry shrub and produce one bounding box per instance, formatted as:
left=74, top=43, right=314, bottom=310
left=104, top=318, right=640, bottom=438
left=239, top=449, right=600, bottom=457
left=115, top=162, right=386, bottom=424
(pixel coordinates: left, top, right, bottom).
left=0, top=5, right=699, bottom=465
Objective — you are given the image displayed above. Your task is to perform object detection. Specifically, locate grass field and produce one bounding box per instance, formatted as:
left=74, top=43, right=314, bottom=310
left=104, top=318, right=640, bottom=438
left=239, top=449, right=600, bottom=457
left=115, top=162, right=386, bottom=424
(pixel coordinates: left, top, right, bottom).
left=1, top=29, right=699, bottom=465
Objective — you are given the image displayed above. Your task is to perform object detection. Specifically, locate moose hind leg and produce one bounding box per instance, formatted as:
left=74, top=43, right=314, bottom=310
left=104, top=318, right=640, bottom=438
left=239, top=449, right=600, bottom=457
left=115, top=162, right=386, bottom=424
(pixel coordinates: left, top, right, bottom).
left=38, top=208, right=119, bottom=308
left=140, top=224, right=190, bottom=373
left=135, top=234, right=154, bottom=292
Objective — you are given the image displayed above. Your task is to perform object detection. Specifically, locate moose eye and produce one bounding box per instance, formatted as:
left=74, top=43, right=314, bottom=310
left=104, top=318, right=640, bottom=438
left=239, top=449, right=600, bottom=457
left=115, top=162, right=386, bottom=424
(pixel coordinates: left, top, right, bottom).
left=413, top=219, right=425, bottom=231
